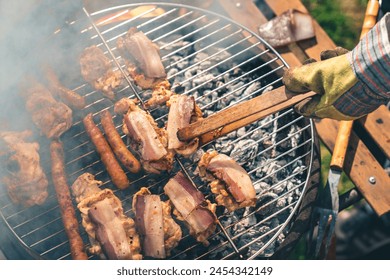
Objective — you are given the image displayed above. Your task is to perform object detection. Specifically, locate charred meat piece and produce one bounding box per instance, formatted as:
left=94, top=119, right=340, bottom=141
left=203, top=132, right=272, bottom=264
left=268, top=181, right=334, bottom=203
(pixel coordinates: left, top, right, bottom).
left=83, top=113, right=130, bottom=190
left=50, top=140, right=88, bottom=260
left=21, top=81, right=72, bottom=139
left=120, top=99, right=174, bottom=174
left=44, top=65, right=86, bottom=110
left=117, top=27, right=166, bottom=81
left=71, top=173, right=142, bottom=260
left=166, top=94, right=202, bottom=157
left=144, top=80, right=174, bottom=109
left=198, top=150, right=256, bottom=212
left=133, top=187, right=181, bottom=258
left=80, top=45, right=126, bottom=100
left=0, top=130, right=48, bottom=207
left=164, top=172, right=217, bottom=245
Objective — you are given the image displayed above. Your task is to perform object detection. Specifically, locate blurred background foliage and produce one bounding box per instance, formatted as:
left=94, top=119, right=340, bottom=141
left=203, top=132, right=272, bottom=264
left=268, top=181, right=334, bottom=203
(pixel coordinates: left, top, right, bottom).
left=302, top=0, right=366, bottom=50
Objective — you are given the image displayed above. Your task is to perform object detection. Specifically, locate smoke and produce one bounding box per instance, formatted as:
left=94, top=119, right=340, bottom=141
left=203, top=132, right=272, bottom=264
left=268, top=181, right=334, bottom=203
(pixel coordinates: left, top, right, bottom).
left=0, top=0, right=83, bottom=128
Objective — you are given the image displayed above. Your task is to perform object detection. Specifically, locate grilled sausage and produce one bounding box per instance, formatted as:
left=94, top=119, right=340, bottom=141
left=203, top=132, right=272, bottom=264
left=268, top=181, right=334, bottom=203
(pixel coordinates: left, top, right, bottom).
left=100, top=110, right=141, bottom=173
left=50, top=140, right=88, bottom=260
left=83, top=113, right=130, bottom=189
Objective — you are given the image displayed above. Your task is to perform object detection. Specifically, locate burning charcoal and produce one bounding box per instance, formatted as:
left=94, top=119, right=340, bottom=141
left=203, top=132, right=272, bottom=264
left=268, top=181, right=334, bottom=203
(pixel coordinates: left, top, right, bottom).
left=167, top=55, right=190, bottom=70
left=159, top=39, right=192, bottom=58
left=214, top=137, right=234, bottom=155
left=192, top=73, right=216, bottom=89
left=166, top=67, right=179, bottom=78
left=226, top=81, right=245, bottom=97
left=242, top=81, right=261, bottom=98
left=254, top=181, right=270, bottom=194
left=258, top=115, right=275, bottom=130
left=233, top=208, right=256, bottom=230
left=194, top=52, right=212, bottom=70
left=255, top=192, right=279, bottom=216
left=230, top=139, right=258, bottom=166
left=271, top=179, right=286, bottom=195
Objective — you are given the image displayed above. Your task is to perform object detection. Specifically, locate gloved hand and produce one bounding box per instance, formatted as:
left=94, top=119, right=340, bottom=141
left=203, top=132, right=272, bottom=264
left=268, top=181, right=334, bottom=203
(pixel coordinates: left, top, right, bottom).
left=282, top=13, right=390, bottom=120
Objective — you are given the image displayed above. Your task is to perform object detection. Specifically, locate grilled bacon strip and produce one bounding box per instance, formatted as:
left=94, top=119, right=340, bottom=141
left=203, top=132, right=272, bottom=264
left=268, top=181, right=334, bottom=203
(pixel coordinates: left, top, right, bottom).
left=100, top=110, right=141, bottom=174
left=71, top=173, right=142, bottom=260
left=117, top=27, right=166, bottom=80
left=166, top=94, right=202, bottom=157
left=133, top=187, right=181, bottom=258
left=120, top=99, right=173, bottom=174
left=164, top=172, right=217, bottom=245
left=83, top=113, right=129, bottom=189
left=199, top=150, right=256, bottom=212
left=50, top=140, right=88, bottom=260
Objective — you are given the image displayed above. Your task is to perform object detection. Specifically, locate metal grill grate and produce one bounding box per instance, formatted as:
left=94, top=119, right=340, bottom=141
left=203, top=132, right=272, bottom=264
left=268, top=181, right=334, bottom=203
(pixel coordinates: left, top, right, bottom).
left=0, top=2, right=316, bottom=260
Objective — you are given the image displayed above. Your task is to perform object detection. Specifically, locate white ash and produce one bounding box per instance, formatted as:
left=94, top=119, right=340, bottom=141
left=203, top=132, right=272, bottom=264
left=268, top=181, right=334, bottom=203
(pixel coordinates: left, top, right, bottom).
left=230, top=139, right=258, bottom=166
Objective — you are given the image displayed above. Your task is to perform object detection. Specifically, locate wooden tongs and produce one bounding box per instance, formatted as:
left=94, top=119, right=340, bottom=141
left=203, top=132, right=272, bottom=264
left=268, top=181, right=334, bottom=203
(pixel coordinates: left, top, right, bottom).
left=177, top=86, right=316, bottom=145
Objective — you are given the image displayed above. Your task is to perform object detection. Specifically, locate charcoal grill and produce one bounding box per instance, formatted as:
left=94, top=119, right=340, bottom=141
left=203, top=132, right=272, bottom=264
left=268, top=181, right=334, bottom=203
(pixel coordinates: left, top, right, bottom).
left=0, top=2, right=320, bottom=260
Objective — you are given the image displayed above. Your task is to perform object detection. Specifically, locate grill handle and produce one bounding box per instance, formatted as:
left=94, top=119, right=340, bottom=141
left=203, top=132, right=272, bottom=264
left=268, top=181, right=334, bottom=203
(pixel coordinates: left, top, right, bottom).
left=177, top=86, right=316, bottom=144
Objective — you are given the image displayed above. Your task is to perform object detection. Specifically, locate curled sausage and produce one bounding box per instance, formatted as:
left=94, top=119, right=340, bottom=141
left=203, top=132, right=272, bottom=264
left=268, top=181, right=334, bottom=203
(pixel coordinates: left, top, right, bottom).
left=100, top=110, right=141, bottom=173
left=50, top=140, right=88, bottom=260
left=83, top=113, right=130, bottom=190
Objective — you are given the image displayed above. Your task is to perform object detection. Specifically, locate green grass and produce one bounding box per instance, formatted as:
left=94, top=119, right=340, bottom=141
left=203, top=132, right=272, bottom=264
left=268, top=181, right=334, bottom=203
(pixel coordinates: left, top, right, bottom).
left=301, top=0, right=365, bottom=50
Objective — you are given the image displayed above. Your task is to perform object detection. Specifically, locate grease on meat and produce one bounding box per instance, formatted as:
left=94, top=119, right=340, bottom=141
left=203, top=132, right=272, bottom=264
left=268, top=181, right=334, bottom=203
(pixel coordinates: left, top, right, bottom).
left=166, top=94, right=202, bottom=157
left=133, top=187, right=181, bottom=258
left=198, top=150, right=256, bottom=212
left=119, top=99, right=174, bottom=174
left=164, top=172, right=217, bottom=245
left=71, top=173, right=142, bottom=260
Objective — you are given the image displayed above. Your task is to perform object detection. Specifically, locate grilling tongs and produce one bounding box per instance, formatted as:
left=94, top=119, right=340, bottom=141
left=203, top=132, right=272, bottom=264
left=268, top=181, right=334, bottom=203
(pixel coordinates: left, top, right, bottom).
left=177, top=86, right=316, bottom=144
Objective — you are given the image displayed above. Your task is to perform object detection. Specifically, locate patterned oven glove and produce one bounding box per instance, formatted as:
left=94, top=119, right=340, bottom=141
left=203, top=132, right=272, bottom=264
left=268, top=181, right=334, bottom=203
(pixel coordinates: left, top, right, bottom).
left=282, top=13, right=390, bottom=120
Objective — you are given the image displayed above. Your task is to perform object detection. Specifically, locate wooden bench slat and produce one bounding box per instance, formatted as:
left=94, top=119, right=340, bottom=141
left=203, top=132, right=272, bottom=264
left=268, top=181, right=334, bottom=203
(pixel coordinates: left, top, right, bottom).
left=315, top=118, right=390, bottom=216
left=358, top=106, right=390, bottom=159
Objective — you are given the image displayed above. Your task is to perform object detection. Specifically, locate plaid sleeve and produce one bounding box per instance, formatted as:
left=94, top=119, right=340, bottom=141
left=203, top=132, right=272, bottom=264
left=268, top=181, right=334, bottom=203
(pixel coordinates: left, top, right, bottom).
left=348, top=12, right=390, bottom=99
left=335, top=13, right=390, bottom=117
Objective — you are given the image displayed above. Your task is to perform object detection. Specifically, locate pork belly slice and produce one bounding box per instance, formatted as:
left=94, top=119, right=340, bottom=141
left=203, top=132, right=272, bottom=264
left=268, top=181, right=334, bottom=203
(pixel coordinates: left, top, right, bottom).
left=0, top=130, right=48, bottom=207
left=199, top=150, right=256, bottom=212
left=121, top=99, right=173, bottom=174
left=88, top=199, right=133, bottom=260
left=71, top=173, right=142, bottom=260
left=164, top=172, right=217, bottom=245
left=133, top=187, right=181, bottom=258
left=117, top=27, right=166, bottom=80
left=166, top=94, right=202, bottom=157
